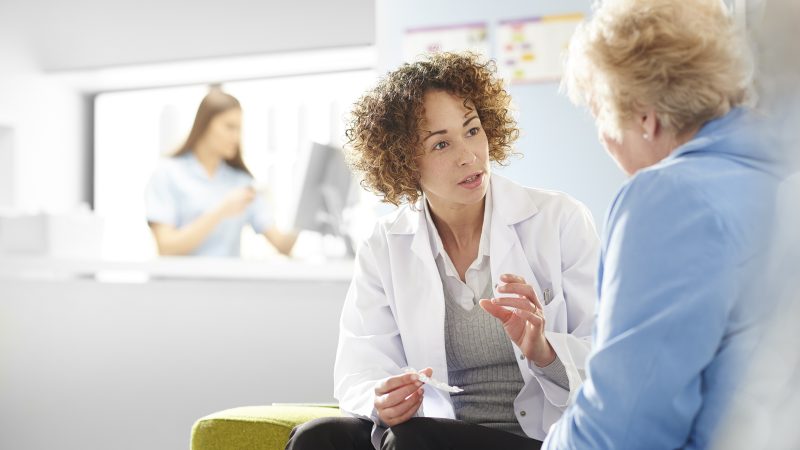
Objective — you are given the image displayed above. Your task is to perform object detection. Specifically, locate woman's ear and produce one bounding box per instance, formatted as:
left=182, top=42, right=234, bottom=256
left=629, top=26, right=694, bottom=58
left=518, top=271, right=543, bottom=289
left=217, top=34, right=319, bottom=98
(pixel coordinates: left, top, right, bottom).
left=640, top=109, right=659, bottom=142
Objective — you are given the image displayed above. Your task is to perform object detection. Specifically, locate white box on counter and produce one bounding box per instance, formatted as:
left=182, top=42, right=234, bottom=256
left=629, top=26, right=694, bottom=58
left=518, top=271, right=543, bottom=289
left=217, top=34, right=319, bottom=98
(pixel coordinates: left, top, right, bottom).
left=0, top=211, right=104, bottom=259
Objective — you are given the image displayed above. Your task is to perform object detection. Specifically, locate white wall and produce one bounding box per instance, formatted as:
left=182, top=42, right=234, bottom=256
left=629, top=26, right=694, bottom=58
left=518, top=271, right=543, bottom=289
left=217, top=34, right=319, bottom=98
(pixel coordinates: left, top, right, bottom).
left=0, top=276, right=348, bottom=450
left=376, top=0, right=625, bottom=224
left=8, top=0, right=374, bottom=71
left=374, top=0, right=759, bottom=225
left=0, top=15, right=88, bottom=213
left=0, top=126, right=15, bottom=209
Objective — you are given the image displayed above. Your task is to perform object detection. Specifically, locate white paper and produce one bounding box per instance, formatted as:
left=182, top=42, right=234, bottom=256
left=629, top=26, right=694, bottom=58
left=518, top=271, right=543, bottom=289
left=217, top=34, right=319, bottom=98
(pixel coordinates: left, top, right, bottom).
left=403, top=23, right=489, bottom=63
left=403, top=367, right=464, bottom=393
left=496, top=13, right=584, bottom=83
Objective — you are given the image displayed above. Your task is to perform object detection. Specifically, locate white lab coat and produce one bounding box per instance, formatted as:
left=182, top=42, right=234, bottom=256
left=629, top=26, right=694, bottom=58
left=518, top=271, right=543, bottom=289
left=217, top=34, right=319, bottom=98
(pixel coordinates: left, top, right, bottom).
left=333, top=174, right=599, bottom=444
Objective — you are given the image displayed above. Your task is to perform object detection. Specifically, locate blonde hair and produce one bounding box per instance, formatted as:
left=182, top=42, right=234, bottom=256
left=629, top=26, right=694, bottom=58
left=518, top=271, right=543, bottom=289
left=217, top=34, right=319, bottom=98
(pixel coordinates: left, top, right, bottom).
left=563, top=0, right=752, bottom=141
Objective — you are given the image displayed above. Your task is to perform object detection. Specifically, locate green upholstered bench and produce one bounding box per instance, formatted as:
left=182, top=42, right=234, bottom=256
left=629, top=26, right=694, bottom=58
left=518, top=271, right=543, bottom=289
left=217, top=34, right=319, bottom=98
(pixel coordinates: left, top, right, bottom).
left=191, top=404, right=342, bottom=450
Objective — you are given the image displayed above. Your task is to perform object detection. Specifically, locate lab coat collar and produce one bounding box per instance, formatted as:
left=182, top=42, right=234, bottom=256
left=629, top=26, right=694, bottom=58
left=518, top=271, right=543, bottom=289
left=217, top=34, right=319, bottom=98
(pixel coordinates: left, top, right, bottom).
left=387, top=173, right=539, bottom=280
left=487, top=175, right=539, bottom=292
left=489, top=174, right=539, bottom=225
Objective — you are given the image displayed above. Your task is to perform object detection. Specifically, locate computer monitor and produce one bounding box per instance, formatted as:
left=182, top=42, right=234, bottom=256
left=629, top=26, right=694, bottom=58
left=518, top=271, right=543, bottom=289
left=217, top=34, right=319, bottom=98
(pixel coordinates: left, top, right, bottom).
left=289, top=142, right=357, bottom=255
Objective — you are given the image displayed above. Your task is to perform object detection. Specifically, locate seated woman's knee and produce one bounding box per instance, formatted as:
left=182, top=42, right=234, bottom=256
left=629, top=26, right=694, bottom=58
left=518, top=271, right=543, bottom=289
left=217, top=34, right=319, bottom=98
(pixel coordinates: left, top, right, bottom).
left=286, top=416, right=367, bottom=449
left=381, top=418, right=440, bottom=449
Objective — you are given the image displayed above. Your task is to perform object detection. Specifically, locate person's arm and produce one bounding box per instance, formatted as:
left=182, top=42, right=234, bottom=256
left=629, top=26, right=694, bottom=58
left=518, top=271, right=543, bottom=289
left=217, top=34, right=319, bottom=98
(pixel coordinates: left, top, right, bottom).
left=334, top=228, right=409, bottom=423
left=149, top=210, right=226, bottom=256
left=543, top=174, right=735, bottom=450
left=536, top=355, right=570, bottom=391
left=246, top=189, right=298, bottom=256
left=150, top=187, right=255, bottom=256
left=263, top=227, right=298, bottom=256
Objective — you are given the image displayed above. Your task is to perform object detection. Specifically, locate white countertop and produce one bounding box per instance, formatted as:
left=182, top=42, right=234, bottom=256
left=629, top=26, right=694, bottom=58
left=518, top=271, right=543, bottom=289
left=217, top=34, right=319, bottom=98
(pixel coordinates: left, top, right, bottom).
left=0, top=255, right=355, bottom=282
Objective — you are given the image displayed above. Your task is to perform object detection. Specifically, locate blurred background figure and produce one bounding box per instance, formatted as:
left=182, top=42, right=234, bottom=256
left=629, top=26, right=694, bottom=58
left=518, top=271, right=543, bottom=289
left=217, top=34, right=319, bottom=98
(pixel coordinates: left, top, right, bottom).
left=712, top=0, right=800, bottom=448
left=145, top=88, right=297, bottom=257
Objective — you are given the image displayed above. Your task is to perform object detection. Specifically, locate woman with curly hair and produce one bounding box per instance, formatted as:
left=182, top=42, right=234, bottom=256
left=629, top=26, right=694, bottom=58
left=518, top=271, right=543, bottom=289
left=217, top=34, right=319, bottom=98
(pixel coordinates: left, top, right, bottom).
left=285, top=52, right=599, bottom=450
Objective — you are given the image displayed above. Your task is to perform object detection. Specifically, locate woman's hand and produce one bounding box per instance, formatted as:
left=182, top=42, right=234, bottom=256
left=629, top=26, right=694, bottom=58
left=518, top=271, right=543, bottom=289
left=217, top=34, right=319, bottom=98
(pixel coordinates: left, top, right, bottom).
left=479, top=273, right=556, bottom=367
left=217, top=187, right=256, bottom=218
left=374, top=368, right=431, bottom=427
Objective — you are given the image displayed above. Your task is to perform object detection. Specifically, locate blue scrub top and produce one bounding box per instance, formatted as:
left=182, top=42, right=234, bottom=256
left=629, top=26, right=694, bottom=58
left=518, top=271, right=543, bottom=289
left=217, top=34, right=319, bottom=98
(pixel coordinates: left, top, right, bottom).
left=144, top=152, right=272, bottom=257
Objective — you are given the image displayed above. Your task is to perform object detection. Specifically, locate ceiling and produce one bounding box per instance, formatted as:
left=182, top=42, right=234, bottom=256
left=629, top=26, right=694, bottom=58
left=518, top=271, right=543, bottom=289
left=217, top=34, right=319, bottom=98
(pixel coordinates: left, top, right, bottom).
left=1, top=0, right=375, bottom=71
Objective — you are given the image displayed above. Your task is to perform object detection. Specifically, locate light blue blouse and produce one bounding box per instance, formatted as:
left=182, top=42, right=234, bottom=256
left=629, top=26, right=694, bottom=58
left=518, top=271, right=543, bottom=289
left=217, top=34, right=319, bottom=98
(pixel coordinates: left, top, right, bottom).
left=144, top=152, right=272, bottom=257
left=543, top=109, right=783, bottom=449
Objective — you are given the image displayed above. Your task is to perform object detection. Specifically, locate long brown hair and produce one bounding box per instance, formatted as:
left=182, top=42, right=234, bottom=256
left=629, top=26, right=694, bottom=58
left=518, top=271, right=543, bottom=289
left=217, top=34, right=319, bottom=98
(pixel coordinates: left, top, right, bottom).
left=173, top=88, right=252, bottom=176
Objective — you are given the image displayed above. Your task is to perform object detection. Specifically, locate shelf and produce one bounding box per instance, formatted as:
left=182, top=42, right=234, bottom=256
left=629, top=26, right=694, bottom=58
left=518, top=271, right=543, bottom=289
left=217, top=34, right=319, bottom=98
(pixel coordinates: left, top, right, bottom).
left=0, top=255, right=354, bottom=282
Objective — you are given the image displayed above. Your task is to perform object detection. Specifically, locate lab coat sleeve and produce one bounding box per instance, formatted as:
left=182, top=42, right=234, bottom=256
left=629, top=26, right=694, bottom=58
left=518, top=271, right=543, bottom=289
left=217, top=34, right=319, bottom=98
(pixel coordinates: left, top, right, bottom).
left=531, top=201, right=599, bottom=408
left=333, top=232, right=407, bottom=424
left=543, top=173, right=736, bottom=449
left=144, top=165, right=178, bottom=226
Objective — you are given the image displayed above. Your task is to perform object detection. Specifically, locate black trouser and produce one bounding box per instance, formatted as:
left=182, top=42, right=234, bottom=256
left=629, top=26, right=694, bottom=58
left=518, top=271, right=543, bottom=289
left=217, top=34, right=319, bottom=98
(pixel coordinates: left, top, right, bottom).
left=285, top=416, right=543, bottom=450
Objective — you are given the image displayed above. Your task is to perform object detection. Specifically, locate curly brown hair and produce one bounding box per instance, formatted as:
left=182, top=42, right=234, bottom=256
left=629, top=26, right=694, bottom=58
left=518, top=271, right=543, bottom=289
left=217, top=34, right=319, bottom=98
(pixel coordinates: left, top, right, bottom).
left=345, top=52, right=519, bottom=206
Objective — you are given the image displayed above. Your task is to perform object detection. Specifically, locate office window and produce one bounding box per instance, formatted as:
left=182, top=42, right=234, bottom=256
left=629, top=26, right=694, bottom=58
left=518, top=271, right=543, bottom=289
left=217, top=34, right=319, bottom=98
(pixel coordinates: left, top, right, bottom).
left=94, top=70, right=376, bottom=260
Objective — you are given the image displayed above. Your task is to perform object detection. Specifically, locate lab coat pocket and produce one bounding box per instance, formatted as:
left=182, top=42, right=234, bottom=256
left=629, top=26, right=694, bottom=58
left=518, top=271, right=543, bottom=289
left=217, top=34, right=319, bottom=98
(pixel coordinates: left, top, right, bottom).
left=542, top=287, right=567, bottom=333
left=542, top=401, right=565, bottom=431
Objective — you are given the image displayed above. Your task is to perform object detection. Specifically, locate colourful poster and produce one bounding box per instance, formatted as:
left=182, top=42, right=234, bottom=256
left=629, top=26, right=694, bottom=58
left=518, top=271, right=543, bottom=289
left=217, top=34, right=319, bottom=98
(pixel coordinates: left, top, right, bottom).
left=497, top=13, right=584, bottom=84
left=403, top=23, right=489, bottom=63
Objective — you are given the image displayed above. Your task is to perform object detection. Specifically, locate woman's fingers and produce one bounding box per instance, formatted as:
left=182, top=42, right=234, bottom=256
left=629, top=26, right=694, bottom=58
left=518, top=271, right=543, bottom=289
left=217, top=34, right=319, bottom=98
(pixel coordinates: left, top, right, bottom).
left=489, top=296, right=540, bottom=315
left=480, top=298, right=544, bottom=332
left=497, top=282, right=536, bottom=300
left=375, top=382, right=422, bottom=411
left=374, top=372, right=424, bottom=422
left=497, top=274, right=545, bottom=311
left=511, top=307, right=543, bottom=326
left=378, top=387, right=424, bottom=426
left=374, top=373, right=419, bottom=396
left=374, top=372, right=426, bottom=427
left=479, top=298, right=514, bottom=322
left=480, top=299, right=526, bottom=342
left=484, top=280, right=551, bottom=364
left=500, top=273, right=526, bottom=284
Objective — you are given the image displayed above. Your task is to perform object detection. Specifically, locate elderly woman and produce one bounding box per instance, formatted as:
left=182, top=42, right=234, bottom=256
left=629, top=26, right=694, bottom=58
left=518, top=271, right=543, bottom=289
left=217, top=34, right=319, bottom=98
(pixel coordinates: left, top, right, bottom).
left=285, top=52, right=599, bottom=450
left=543, top=1, right=784, bottom=449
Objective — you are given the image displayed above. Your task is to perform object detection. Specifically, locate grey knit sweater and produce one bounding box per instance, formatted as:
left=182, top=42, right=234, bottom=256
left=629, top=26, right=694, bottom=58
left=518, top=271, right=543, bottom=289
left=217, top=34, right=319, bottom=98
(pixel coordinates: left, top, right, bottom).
left=444, top=281, right=527, bottom=436
left=444, top=281, right=570, bottom=437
